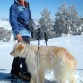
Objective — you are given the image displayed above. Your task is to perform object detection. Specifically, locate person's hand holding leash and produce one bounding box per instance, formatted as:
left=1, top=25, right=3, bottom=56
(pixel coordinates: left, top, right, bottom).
left=16, top=34, right=23, bottom=42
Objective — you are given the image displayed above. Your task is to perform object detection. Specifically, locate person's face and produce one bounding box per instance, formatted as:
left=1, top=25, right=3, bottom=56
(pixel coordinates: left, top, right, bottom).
left=18, top=0, right=25, bottom=2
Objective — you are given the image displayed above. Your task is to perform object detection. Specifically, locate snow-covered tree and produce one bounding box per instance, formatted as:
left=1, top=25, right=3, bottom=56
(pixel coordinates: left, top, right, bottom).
left=68, top=6, right=82, bottom=35
left=53, top=4, right=82, bottom=37
left=0, top=27, right=12, bottom=42
left=38, top=8, right=53, bottom=38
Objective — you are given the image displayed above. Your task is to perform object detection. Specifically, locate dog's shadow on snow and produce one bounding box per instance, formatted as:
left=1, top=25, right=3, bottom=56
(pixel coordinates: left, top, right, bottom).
left=45, top=79, right=57, bottom=83
left=0, top=71, right=11, bottom=80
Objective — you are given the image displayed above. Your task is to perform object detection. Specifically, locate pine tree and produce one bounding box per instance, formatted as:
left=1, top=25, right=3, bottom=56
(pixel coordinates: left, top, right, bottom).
left=0, top=27, right=12, bottom=42
left=53, top=4, right=82, bottom=37
left=38, top=8, right=53, bottom=38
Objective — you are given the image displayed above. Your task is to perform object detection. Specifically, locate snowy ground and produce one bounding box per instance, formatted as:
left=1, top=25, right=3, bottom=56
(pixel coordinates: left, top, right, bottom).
left=0, top=35, right=83, bottom=83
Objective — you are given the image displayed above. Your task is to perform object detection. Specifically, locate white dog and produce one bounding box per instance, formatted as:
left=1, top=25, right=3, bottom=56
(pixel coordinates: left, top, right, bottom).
left=10, top=42, right=77, bottom=83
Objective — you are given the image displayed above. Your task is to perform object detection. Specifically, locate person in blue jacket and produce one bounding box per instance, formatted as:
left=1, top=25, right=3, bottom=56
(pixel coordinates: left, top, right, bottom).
left=9, top=0, right=31, bottom=81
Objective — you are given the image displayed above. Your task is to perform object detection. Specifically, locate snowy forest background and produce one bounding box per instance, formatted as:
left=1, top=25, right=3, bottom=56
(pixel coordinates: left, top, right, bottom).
left=0, top=4, right=83, bottom=41
left=0, top=4, right=83, bottom=82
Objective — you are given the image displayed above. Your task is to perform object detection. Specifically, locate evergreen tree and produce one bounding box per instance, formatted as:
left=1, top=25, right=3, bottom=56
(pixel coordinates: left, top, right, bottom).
left=0, top=27, right=12, bottom=42
left=53, top=4, right=82, bottom=37
left=38, top=8, right=53, bottom=38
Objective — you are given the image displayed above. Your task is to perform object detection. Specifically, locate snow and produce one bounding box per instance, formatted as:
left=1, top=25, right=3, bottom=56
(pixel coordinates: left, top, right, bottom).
left=0, top=19, right=11, bottom=30
left=0, top=35, right=83, bottom=82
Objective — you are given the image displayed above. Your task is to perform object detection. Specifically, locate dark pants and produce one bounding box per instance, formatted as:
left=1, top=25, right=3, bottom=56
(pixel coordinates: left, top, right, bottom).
left=11, top=36, right=31, bottom=78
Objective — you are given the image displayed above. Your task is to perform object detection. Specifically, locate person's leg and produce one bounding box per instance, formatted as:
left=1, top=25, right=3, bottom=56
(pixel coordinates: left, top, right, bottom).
left=20, top=36, right=31, bottom=80
left=11, top=57, right=20, bottom=76
left=22, top=36, right=30, bottom=44
left=20, top=58, right=31, bottom=79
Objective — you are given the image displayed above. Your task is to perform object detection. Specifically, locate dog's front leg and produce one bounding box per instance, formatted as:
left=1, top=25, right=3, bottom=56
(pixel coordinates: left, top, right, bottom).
left=30, top=69, right=45, bottom=83
left=57, top=78, right=67, bottom=83
left=29, top=66, right=38, bottom=83
left=37, top=69, right=45, bottom=83
left=30, top=78, right=33, bottom=83
left=30, top=74, right=37, bottom=83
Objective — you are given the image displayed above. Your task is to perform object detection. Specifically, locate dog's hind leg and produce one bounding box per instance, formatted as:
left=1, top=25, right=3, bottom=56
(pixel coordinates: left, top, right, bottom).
left=54, top=71, right=67, bottom=83
left=69, top=73, right=76, bottom=83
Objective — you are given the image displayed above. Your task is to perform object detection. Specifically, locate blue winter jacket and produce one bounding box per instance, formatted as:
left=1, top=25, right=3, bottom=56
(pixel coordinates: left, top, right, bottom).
left=9, top=1, right=31, bottom=39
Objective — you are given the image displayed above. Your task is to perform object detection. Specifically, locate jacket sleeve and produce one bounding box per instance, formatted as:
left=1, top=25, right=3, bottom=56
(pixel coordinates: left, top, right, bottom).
left=9, top=4, right=19, bottom=35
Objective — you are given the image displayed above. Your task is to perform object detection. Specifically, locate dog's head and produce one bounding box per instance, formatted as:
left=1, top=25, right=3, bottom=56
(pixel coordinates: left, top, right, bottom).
left=10, top=42, right=27, bottom=58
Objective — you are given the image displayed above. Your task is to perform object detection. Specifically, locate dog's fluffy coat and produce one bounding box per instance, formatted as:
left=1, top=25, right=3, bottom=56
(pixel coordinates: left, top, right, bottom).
left=10, top=42, right=77, bottom=83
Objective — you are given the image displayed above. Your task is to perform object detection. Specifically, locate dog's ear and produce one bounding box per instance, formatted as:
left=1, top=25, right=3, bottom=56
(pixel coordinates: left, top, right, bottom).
left=18, top=44, right=25, bottom=51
